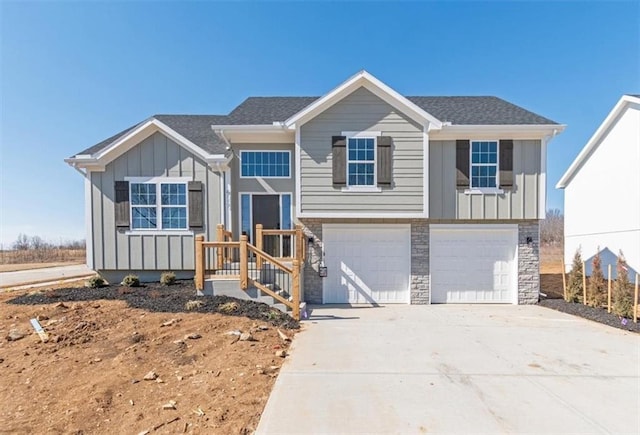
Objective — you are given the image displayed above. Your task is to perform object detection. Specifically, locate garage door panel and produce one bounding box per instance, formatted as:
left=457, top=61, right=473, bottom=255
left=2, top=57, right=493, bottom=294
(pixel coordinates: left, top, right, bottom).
left=324, top=225, right=410, bottom=304
left=430, top=226, right=517, bottom=304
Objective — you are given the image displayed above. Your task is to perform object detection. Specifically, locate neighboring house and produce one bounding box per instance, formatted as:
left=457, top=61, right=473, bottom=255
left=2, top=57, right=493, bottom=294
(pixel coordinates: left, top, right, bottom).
left=66, top=71, right=563, bottom=305
left=557, top=94, right=640, bottom=278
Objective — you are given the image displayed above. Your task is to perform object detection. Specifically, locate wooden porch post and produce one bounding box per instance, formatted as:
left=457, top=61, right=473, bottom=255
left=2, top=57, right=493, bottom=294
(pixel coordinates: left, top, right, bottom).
left=240, top=235, right=248, bottom=290
left=256, top=224, right=264, bottom=269
left=292, top=259, right=300, bottom=321
left=295, top=224, right=303, bottom=261
left=216, top=224, right=224, bottom=270
left=195, top=235, right=204, bottom=291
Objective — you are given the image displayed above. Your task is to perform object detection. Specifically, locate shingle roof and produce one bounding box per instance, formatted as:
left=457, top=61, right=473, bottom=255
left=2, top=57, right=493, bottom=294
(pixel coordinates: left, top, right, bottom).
left=74, top=95, right=559, bottom=157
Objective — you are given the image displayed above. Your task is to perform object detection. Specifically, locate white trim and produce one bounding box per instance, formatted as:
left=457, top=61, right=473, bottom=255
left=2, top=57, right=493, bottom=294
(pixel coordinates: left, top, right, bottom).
left=464, top=188, right=505, bottom=195
left=66, top=119, right=228, bottom=170
left=220, top=171, right=226, bottom=227
left=128, top=178, right=190, bottom=231
left=84, top=172, right=94, bottom=269
left=124, top=176, right=191, bottom=183
left=284, top=71, right=443, bottom=129
left=295, top=127, right=302, bottom=218
left=238, top=150, right=292, bottom=179
left=423, top=125, right=429, bottom=217
left=297, top=211, right=428, bottom=219
left=225, top=169, right=233, bottom=232
left=322, top=223, right=412, bottom=305
left=211, top=124, right=286, bottom=131
left=469, top=139, right=500, bottom=189
left=539, top=135, right=548, bottom=218
left=341, top=130, right=381, bottom=138
left=557, top=95, right=639, bottom=188
left=124, top=230, right=194, bottom=236
left=340, top=186, right=382, bottom=193
left=345, top=135, right=377, bottom=187
left=431, top=124, right=565, bottom=141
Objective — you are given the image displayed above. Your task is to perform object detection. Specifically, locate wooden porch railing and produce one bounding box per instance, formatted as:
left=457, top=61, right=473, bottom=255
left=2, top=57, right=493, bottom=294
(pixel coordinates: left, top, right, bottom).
left=255, top=224, right=306, bottom=268
left=195, top=230, right=303, bottom=320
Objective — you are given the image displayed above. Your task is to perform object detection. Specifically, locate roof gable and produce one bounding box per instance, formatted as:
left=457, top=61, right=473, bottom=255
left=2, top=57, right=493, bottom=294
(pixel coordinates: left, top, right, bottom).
left=557, top=94, right=640, bottom=188
left=283, top=71, right=443, bottom=129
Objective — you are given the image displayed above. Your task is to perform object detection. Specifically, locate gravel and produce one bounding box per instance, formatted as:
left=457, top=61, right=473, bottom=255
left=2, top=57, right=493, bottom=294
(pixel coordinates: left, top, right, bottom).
left=539, top=298, right=639, bottom=333
left=7, top=281, right=299, bottom=329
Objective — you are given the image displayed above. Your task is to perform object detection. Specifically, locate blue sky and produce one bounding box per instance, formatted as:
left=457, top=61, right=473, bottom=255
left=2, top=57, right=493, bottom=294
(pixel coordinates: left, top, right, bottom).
left=1, top=1, right=638, bottom=247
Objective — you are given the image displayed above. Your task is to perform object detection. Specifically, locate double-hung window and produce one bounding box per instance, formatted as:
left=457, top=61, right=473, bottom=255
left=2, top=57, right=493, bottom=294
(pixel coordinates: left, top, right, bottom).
left=130, top=181, right=187, bottom=230
left=241, top=151, right=290, bottom=178
left=347, top=137, right=375, bottom=186
left=470, top=141, right=498, bottom=188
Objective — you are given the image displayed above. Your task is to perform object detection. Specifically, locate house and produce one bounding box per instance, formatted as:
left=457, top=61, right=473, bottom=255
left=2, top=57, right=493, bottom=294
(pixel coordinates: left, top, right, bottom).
left=557, top=94, right=640, bottom=279
left=65, top=71, right=564, bottom=306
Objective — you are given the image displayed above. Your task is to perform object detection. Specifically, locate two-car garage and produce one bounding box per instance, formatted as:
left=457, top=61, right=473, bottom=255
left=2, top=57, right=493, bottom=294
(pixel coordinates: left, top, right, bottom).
left=321, top=224, right=519, bottom=305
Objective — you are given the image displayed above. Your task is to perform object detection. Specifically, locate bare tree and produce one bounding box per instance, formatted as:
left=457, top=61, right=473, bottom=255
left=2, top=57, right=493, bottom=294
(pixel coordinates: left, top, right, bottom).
left=541, top=208, right=564, bottom=246
left=12, top=233, right=30, bottom=250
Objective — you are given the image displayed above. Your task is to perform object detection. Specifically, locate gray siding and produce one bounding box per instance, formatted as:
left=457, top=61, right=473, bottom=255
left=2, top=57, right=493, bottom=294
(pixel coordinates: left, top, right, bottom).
left=230, top=143, right=296, bottom=238
left=300, top=87, right=424, bottom=213
left=90, top=132, right=221, bottom=276
left=429, top=140, right=541, bottom=219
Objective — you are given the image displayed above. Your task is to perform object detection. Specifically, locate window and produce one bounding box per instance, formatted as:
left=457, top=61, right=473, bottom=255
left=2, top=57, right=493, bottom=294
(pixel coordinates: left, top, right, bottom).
left=471, top=141, right=498, bottom=188
left=241, top=151, right=290, bottom=178
left=131, top=182, right=187, bottom=230
left=347, top=137, right=375, bottom=186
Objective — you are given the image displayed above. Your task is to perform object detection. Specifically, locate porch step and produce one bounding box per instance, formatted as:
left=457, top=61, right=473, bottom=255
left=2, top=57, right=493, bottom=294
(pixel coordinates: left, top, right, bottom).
left=199, top=279, right=291, bottom=314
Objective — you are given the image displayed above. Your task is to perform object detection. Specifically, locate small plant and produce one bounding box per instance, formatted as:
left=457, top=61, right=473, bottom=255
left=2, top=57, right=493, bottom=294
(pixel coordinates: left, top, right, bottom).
left=185, top=300, right=204, bottom=311
left=612, top=251, right=633, bottom=318
left=218, top=301, right=239, bottom=314
left=121, top=274, right=140, bottom=287
left=160, top=271, right=176, bottom=286
left=86, top=276, right=105, bottom=289
left=265, top=310, right=282, bottom=321
left=586, top=249, right=606, bottom=308
left=566, top=248, right=584, bottom=303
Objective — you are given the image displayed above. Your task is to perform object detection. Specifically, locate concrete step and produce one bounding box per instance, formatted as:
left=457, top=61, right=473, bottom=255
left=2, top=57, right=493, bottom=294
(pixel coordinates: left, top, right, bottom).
left=200, top=279, right=292, bottom=313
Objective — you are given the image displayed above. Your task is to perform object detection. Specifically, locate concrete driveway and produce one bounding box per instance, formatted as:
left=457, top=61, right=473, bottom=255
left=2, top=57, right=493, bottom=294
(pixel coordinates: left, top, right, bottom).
left=257, top=305, right=640, bottom=434
left=0, top=264, right=94, bottom=289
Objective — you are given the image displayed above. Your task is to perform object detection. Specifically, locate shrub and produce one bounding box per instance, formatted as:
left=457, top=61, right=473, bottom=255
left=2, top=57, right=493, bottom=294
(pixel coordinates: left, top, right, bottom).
left=566, top=248, right=584, bottom=303
left=612, top=252, right=633, bottom=318
left=185, top=300, right=204, bottom=311
left=121, top=274, right=140, bottom=287
left=86, top=276, right=105, bottom=289
left=218, top=301, right=239, bottom=314
left=586, top=249, right=606, bottom=308
left=160, top=271, right=176, bottom=286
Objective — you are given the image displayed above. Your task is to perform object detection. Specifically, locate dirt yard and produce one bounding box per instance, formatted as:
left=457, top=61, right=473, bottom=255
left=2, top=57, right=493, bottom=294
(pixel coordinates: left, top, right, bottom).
left=0, top=282, right=299, bottom=434
left=540, top=244, right=564, bottom=299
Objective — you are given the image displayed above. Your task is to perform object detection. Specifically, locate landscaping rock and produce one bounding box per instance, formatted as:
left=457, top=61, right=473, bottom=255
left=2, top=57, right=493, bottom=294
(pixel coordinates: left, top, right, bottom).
left=185, top=333, right=201, bottom=340
left=162, top=400, right=177, bottom=410
left=143, top=371, right=158, bottom=381
left=275, top=350, right=286, bottom=358
left=6, top=329, right=25, bottom=341
left=239, top=332, right=254, bottom=342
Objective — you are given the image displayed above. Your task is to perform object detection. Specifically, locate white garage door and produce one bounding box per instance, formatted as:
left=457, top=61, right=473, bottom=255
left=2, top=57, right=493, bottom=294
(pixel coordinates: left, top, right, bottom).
left=430, top=225, right=518, bottom=304
left=323, top=224, right=410, bottom=304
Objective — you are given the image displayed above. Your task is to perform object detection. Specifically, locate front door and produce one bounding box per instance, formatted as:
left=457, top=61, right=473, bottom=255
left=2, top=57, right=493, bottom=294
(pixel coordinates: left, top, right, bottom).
left=252, top=195, right=281, bottom=256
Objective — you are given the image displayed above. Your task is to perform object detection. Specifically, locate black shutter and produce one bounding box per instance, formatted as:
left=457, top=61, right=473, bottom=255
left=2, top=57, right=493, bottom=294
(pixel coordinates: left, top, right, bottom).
left=456, top=140, right=470, bottom=188
left=377, top=136, right=392, bottom=186
left=114, top=181, right=130, bottom=228
left=499, top=140, right=514, bottom=189
left=188, top=181, right=204, bottom=228
left=332, top=136, right=347, bottom=186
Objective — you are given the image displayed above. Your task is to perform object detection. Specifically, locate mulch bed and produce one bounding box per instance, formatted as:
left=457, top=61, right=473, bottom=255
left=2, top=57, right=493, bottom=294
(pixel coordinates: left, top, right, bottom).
left=539, top=298, right=640, bottom=333
left=6, top=280, right=299, bottom=330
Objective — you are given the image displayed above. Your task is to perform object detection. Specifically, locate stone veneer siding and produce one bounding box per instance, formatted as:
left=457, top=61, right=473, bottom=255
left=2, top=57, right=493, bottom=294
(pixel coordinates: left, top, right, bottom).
left=517, top=221, right=540, bottom=304
left=298, top=218, right=539, bottom=305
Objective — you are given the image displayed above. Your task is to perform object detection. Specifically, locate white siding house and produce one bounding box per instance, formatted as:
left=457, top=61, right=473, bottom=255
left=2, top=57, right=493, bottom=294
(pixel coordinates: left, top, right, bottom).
left=557, top=94, right=640, bottom=277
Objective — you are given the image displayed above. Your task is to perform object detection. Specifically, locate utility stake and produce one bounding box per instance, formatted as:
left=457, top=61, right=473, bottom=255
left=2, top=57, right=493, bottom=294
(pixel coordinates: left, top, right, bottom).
left=607, top=264, right=612, bottom=313
left=30, top=318, right=48, bottom=342
left=582, top=261, right=587, bottom=305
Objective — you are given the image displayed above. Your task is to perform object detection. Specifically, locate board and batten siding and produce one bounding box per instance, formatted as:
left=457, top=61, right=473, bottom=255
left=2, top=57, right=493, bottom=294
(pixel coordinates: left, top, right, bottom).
left=230, top=143, right=296, bottom=238
left=299, top=87, right=424, bottom=213
left=429, top=140, right=542, bottom=219
left=89, top=131, right=221, bottom=272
